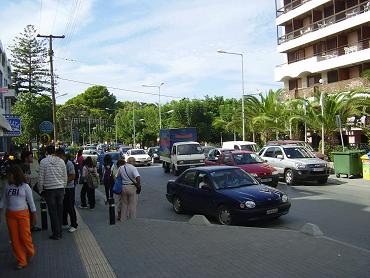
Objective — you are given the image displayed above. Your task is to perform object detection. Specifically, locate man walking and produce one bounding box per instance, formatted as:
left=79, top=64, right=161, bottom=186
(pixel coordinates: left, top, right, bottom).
left=38, top=146, right=67, bottom=240
left=57, top=151, right=78, bottom=233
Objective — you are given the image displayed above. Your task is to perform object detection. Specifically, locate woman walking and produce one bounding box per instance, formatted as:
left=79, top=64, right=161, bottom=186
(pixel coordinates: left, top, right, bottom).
left=102, top=154, right=114, bottom=205
left=0, top=165, right=37, bottom=270
left=117, top=157, right=141, bottom=220
left=112, top=159, right=125, bottom=221
left=80, top=157, right=99, bottom=210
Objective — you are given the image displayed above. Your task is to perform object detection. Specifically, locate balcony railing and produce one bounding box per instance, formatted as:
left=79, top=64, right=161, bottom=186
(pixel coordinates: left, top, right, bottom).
left=278, top=2, right=369, bottom=45
left=276, top=0, right=312, bottom=17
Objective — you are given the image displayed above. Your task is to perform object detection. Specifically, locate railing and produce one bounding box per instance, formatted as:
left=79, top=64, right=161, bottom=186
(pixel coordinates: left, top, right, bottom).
left=278, top=2, right=369, bottom=45
left=276, top=0, right=311, bottom=17
left=276, top=39, right=370, bottom=67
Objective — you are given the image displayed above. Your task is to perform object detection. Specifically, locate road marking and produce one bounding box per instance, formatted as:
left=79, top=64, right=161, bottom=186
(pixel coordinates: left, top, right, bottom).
left=73, top=209, right=116, bottom=278
left=291, top=196, right=332, bottom=200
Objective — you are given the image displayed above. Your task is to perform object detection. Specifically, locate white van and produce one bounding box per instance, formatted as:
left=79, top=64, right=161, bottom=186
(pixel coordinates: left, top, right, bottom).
left=222, top=141, right=257, bottom=152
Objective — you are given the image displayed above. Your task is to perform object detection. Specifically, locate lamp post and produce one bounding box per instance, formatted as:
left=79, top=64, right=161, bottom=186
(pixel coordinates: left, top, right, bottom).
left=142, top=83, right=165, bottom=130
left=319, top=79, right=325, bottom=155
left=217, top=49, right=246, bottom=141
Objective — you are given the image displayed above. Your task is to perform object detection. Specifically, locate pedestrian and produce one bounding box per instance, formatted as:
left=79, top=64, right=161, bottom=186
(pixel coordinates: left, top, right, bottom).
left=20, top=150, right=42, bottom=232
left=0, top=165, right=36, bottom=270
left=102, top=154, right=114, bottom=205
left=75, top=150, right=84, bottom=184
left=57, top=151, right=78, bottom=233
left=117, top=157, right=141, bottom=220
left=38, top=145, right=67, bottom=240
left=80, top=156, right=99, bottom=210
left=112, top=159, right=125, bottom=221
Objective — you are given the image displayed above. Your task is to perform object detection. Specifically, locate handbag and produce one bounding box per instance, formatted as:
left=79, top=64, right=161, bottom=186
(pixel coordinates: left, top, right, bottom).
left=112, top=174, right=122, bottom=194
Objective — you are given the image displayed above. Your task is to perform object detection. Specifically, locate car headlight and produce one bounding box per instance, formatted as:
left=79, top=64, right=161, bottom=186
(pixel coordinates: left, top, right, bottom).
left=281, top=194, right=288, bottom=203
left=272, top=170, right=278, bottom=175
left=199, top=159, right=204, bottom=163
left=295, top=163, right=306, bottom=169
left=245, top=201, right=256, bottom=209
left=178, top=160, right=184, bottom=165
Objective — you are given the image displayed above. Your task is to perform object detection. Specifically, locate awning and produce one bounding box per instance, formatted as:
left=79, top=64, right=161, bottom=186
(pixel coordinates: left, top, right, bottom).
left=0, top=115, right=12, bottom=131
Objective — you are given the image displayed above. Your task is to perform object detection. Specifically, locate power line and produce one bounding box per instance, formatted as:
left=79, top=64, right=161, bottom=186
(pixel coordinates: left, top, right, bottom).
left=56, top=77, right=182, bottom=99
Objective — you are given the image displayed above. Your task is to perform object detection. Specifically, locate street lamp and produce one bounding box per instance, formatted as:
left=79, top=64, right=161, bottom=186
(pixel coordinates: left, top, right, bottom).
left=217, top=49, right=246, bottom=141
left=142, top=83, right=165, bottom=130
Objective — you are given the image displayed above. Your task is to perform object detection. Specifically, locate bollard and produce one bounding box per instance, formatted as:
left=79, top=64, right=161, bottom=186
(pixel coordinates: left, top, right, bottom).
left=108, top=197, right=115, bottom=225
left=40, top=199, right=48, bottom=230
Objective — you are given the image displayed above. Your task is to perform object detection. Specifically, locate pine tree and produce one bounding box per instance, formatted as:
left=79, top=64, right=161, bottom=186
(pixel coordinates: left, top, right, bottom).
left=9, top=25, right=50, bottom=94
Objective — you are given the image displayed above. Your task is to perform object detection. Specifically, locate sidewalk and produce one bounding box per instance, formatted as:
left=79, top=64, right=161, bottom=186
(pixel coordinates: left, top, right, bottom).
left=1, top=186, right=369, bottom=278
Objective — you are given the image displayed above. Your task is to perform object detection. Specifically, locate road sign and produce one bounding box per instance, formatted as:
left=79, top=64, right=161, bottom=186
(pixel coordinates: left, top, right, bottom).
left=39, top=121, right=54, bottom=133
left=40, top=133, right=51, bottom=145
left=3, top=114, right=21, bottom=137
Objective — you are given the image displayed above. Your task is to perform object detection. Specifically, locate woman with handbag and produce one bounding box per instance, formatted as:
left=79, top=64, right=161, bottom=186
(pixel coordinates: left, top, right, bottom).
left=117, top=157, right=141, bottom=220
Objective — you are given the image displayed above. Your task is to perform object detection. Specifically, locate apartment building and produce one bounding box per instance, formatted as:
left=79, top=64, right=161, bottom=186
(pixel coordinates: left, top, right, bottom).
left=274, top=0, right=370, bottom=99
left=0, top=40, right=17, bottom=152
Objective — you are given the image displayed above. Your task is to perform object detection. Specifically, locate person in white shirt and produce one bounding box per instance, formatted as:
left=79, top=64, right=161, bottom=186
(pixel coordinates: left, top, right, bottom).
left=117, top=157, right=141, bottom=220
left=0, top=165, right=36, bottom=269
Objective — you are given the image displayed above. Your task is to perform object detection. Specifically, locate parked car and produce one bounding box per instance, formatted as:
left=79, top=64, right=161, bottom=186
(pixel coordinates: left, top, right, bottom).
left=119, top=146, right=132, bottom=154
left=206, top=150, right=279, bottom=187
left=206, top=148, right=234, bottom=160
left=222, top=141, right=257, bottom=152
left=166, top=166, right=291, bottom=225
left=266, top=140, right=328, bottom=161
left=82, top=149, right=98, bottom=164
left=259, top=145, right=330, bottom=185
left=97, top=151, right=124, bottom=173
left=147, top=147, right=160, bottom=162
left=125, top=149, right=151, bottom=166
left=202, top=145, right=217, bottom=157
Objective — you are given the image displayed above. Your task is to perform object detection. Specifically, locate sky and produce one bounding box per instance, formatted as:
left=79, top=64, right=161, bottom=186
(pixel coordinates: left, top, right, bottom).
left=0, top=0, right=283, bottom=104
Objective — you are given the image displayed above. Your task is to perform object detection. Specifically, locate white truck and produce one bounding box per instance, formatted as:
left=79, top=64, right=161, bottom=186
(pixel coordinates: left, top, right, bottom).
left=222, top=141, right=257, bottom=152
left=160, top=128, right=205, bottom=175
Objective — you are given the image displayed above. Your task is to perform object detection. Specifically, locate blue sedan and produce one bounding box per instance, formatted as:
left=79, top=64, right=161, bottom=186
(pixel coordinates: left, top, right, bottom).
left=166, top=166, right=291, bottom=225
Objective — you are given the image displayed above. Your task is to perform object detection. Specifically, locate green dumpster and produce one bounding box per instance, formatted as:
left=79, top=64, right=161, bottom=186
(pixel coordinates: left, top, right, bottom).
left=332, top=150, right=365, bottom=178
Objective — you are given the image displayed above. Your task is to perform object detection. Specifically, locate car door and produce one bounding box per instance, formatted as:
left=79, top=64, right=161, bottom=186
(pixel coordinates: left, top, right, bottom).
left=271, top=147, right=285, bottom=174
left=176, top=170, right=202, bottom=212
left=194, top=171, right=215, bottom=214
left=222, top=153, right=235, bottom=166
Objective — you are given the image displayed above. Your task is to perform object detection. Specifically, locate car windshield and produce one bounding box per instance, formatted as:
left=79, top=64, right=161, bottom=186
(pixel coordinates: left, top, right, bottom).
left=233, top=153, right=264, bottom=165
left=284, top=147, right=315, bottom=158
left=240, top=144, right=257, bottom=152
left=177, top=144, right=203, bottom=155
left=131, top=150, right=146, bottom=155
left=210, top=168, right=258, bottom=189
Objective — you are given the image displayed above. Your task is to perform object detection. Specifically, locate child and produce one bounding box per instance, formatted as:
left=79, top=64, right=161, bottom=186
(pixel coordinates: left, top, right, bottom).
left=0, top=165, right=37, bottom=270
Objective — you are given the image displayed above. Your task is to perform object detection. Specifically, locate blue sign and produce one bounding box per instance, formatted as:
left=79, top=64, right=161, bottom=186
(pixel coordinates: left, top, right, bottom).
left=39, top=121, right=54, bottom=133
left=3, top=114, right=21, bottom=137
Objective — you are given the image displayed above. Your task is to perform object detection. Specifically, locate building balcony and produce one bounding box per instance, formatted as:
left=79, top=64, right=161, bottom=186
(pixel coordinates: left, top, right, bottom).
left=276, top=0, right=330, bottom=25
left=282, top=77, right=370, bottom=99
left=277, top=2, right=370, bottom=53
left=275, top=40, right=370, bottom=81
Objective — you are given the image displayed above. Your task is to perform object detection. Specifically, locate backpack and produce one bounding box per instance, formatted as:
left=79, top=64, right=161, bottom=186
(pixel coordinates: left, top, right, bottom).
left=103, top=165, right=113, bottom=186
left=86, top=168, right=100, bottom=189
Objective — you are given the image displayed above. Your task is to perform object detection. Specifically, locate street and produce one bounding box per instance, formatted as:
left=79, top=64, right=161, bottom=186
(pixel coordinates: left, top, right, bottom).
left=137, top=163, right=370, bottom=251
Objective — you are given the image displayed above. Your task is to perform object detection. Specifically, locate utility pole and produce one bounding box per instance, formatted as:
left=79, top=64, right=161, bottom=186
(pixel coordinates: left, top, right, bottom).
left=37, top=34, right=65, bottom=144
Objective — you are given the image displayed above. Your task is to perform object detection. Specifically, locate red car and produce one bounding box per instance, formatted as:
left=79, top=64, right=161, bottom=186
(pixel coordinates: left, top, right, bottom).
left=206, top=150, right=279, bottom=187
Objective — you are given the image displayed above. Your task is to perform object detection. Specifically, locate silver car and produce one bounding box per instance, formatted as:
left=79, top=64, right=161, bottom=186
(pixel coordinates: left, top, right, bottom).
left=259, top=145, right=330, bottom=185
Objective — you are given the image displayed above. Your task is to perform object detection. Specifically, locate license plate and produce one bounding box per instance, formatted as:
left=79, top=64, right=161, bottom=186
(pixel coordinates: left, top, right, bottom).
left=266, top=208, right=278, bottom=215
left=313, top=168, right=324, bottom=172
left=261, top=178, right=272, bottom=182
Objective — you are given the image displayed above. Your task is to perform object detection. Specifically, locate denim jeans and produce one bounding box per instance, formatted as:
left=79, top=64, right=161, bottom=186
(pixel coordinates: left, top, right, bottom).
left=80, top=183, right=95, bottom=209
left=44, top=188, right=65, bottom=238
left=63, top=188, right=78, bottom=228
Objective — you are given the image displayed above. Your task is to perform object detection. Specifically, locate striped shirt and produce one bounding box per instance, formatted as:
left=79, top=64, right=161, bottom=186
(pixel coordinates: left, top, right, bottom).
left=38, top=155, right=67, bottom=191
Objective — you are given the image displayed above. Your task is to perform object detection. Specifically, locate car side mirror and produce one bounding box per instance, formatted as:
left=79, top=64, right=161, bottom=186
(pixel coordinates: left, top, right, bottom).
left=276, top=155, right=284, bottom=160
left=201, top=185, right=211, bottom=191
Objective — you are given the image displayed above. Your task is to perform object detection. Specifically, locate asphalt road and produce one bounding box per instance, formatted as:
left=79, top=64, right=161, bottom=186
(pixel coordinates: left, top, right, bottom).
left=137, top=163, right=370, bottom=251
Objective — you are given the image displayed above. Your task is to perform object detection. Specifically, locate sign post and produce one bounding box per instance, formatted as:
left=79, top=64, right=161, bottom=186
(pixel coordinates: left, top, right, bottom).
left=336, top=115, right=345, bottom=151
left=3, top=114, right=21, bottom=137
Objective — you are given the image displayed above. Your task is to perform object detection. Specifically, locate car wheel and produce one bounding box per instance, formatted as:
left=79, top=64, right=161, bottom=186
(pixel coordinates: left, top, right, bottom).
left=172, top=196, right=183, bottom=214
left=171, top=164, right=179, bottom=176
left=284, top=169, right=295, bottom=185
left=217, top=205, right=233, bottom=225
left=317, top=177, right=328, bottom=184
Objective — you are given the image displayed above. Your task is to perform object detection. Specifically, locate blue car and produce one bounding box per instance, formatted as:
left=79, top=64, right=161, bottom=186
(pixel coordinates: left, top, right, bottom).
left=166, top=166, right=291, bottom=225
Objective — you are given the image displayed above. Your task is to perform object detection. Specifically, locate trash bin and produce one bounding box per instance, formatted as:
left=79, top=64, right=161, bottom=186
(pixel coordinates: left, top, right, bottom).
left=362, top=154, right=370, bottom=181
left=332, top=150, right=364, bottom=178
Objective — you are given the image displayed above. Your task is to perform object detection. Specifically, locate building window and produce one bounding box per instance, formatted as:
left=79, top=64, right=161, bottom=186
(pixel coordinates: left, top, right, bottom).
left=307, top=74, right=321, bottom=87
left=289, top=79, right=298, bottom=90
left=327, top=70, right=338, bottom=83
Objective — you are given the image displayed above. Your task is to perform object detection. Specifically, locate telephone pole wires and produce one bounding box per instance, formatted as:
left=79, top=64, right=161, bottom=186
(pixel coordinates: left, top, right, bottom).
left=37, top=34, right=65, bottom=144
